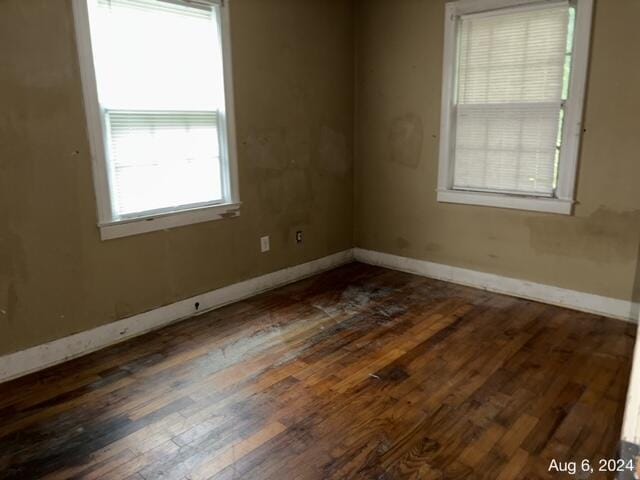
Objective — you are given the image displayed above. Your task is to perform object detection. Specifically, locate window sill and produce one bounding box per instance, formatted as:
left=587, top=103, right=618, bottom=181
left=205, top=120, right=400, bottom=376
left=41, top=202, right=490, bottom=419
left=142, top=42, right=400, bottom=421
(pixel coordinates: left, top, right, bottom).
left=437, top=189, right=573, bottom=215
left=99, top=202, right=241, bottom=240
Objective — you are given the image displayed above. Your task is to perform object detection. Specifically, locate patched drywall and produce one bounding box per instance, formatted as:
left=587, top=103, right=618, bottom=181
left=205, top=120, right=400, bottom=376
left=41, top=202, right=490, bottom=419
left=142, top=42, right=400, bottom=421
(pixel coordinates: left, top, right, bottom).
left=0, top=0, right=354, bottom=356
left=354, top=0, right=640, bottom=303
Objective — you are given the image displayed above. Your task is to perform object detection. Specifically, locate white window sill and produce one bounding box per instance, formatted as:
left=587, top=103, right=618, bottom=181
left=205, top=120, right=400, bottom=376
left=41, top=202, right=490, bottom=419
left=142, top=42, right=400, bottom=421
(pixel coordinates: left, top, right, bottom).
left=437, top=189, right=573, bottom=215
left=99, top=202, right=241, bottom=240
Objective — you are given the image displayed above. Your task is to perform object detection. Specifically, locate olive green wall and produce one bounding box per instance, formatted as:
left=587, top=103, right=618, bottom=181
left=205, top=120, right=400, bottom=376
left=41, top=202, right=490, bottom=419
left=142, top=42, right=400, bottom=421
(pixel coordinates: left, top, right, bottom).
left=354, top=0, right=640, bottom=305
left=0, top=0, right=354, bottom=356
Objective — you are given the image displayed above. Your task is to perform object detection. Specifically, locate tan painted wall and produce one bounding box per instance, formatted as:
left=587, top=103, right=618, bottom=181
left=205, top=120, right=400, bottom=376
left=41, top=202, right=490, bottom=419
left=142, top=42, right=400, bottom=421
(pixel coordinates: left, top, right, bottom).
left=0, top=0, right=354, bottom=356
left=355, top=0, right=640, bottom=304
left=2, top=0, right=639, bottom=358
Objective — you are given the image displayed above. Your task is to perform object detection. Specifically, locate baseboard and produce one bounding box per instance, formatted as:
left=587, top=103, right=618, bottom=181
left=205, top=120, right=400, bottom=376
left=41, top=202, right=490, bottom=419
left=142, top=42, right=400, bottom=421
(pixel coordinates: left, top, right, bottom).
left=354, top=248, right=638, bottom=323
left=0, top=249, right=354, bottom=383
left=3, top=247, right=635, bottom=383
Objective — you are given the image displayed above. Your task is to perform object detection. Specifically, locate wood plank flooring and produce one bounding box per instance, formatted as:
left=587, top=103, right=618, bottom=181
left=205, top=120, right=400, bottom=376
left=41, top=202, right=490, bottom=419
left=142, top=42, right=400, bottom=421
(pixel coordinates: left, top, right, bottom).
left=0, top=263, right=635, bottom=479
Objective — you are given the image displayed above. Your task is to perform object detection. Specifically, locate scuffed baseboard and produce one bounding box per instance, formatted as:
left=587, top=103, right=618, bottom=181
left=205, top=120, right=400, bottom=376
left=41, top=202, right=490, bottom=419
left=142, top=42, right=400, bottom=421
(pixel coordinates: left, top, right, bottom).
left=2, top=246, right=636, bottom=384
left=354, top=248, right=638, bottom=323
left=0, top=249, right=354, bottom=383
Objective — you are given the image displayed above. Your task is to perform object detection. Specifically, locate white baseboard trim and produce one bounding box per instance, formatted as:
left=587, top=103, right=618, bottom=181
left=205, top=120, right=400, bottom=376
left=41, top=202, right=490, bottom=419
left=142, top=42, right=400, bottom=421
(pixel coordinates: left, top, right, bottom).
left=3, top=247, right=635, bottom=384
left=354, top=248, right=638, bottom=323
left=0, top=249, right=354, bottom=384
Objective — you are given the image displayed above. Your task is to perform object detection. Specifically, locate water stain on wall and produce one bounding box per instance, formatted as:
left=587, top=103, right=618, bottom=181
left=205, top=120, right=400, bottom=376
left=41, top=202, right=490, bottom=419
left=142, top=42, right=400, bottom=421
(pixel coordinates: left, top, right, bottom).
left=388, top=113, right=423, bottom=168
left=424, top=242, right=442, bottom=254
left=0, top=0, right=355, bottom=356
left=244, top=128, right=315, bottom=226
left=244, top=128, right=289, bottom=171
left=527, top=206, right=640, bottom=264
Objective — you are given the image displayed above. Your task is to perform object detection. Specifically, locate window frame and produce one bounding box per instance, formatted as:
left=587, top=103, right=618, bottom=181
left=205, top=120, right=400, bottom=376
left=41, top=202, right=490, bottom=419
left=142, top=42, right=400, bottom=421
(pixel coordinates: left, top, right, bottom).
left=72, top=0, right=240, bottom=240
left=437, top=0, right=593, bottom=215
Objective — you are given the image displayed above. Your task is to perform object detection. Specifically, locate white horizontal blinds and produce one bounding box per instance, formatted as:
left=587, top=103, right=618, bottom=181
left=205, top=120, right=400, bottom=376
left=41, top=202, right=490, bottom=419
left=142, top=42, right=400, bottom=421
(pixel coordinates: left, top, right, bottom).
left=88, top=0, right=225, bottom=217
left=453, top=4, right=570, bottom=196
left=108, top=112, right=221, bottom=215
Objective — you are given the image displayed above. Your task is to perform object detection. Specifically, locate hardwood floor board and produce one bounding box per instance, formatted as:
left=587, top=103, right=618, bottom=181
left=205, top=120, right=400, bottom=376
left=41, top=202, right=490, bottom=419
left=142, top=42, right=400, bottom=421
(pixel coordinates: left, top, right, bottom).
left=46, top=408, right=192, bottom=478
left=66, top=447, right=140, bottom=480
left=0, top=263, right=634, bottom=479
left=522, top=382, right=586, bottom=455
left=497, top=413, right=539, bottom=458
left=16, top=283, right=342, bottom=422
left=298, top=304, right=466, bottom=396
left=496, top=448, right=530, bottom=480
left=97, top=440, right=182, bottom=480
left=357, top=403, right=481, bottom=477
left=3, top=395, right=194, bottom=479
left=238, top=389, right=409, bottom=479
left=133, top=413, right=285, bottom=480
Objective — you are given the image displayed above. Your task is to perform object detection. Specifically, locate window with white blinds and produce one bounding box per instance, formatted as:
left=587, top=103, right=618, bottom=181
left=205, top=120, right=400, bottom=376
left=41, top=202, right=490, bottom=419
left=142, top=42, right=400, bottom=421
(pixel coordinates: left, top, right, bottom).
left=83, top=0, right=232, bottom=220
left=453, top=4, right=571, bottom=196
left=438, top=0, right=592, bottom=214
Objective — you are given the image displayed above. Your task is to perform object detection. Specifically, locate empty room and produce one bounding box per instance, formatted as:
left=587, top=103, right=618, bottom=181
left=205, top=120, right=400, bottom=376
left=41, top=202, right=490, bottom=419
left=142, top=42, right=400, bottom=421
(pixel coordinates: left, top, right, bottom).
left=1, top=0, right=640, bottom=478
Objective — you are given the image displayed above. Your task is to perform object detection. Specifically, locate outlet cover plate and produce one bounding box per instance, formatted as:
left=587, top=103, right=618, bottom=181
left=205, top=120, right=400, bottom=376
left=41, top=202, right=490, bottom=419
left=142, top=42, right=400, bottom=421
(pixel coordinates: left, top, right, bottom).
left=260, top=236, right=270, bottom=253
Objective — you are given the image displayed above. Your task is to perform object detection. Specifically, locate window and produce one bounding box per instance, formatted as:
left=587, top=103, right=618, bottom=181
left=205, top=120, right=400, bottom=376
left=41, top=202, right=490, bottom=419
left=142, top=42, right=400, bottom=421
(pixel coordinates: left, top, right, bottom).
left=437, top=0, right=593, bottom=214
left=73, top=0, right=239, bottom=239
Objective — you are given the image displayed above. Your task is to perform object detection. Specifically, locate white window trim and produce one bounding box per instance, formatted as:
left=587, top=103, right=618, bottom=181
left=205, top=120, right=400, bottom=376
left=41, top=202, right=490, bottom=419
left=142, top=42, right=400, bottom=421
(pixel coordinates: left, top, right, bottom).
left=72, top=0, right=241, bottom=240
left=437, top=0, right=593, bottom=215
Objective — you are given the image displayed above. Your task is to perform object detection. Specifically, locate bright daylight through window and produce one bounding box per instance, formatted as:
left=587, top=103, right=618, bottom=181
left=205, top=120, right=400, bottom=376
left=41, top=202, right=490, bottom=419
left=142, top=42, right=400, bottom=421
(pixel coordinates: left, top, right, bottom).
left=77, top=0, right=237, bottom=238
left=437, top=0, right=592, bottom=214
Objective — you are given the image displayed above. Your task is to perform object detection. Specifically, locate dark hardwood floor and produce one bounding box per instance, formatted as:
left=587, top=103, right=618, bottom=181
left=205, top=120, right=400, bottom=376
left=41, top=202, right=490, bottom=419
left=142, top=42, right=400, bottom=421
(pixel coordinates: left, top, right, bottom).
left=0, top=263, right=635, bottom=479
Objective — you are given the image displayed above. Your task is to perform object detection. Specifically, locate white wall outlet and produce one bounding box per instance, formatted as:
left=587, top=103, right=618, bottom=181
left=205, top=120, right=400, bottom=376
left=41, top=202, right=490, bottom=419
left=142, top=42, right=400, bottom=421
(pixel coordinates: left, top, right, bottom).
left=260, top=236, right=270, bottom=253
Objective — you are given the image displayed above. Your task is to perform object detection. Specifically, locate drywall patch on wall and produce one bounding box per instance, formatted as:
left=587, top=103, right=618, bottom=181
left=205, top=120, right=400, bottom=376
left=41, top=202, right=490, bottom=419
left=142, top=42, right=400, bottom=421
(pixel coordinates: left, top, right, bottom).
left=527, top=206, right=640, bottom=264
left=244, top=128, right=289, bottom=171
left=243, top=127, right=315, bottom=224
left=388, top=113, right=423, bottom=168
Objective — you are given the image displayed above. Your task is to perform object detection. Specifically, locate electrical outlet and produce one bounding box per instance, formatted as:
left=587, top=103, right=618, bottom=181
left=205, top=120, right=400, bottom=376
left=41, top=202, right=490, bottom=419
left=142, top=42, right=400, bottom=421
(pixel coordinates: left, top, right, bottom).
left=296, top=231, right=303, bottom=244
left=260, top=236, right=270, bottom=253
